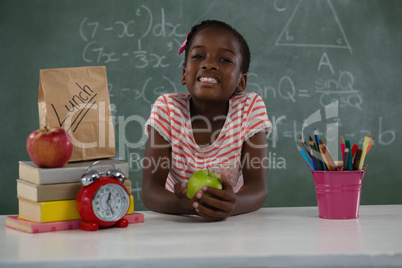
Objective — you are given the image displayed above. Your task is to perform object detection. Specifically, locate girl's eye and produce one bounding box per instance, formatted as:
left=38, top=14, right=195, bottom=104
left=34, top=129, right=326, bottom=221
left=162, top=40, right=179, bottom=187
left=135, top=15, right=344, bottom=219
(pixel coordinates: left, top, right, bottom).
left=191, top=54, right=203, bottom=59
left=220, top=58, right=233, bottom=63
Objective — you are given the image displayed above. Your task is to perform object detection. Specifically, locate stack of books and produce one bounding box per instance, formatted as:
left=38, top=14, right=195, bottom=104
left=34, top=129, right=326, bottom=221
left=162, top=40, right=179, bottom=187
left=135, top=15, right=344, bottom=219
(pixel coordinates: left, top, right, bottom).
left=6, top=159, right=144, bottom=233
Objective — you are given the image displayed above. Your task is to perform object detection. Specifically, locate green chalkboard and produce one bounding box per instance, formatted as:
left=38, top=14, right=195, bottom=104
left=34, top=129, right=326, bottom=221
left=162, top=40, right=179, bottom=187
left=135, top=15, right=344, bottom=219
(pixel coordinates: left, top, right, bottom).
left=1, top=0, right=401, bottom=214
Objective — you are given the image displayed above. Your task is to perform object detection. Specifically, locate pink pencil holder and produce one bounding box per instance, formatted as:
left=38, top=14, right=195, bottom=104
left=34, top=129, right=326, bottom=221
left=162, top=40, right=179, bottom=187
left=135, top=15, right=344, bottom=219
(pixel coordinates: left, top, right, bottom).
left=311, top=168, right=366, bottom=219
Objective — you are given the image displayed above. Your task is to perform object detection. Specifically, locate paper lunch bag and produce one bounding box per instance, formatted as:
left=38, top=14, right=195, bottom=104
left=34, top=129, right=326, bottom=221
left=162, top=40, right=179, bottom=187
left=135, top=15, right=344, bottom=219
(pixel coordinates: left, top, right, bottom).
left=38, top=66, right=115, bottom=162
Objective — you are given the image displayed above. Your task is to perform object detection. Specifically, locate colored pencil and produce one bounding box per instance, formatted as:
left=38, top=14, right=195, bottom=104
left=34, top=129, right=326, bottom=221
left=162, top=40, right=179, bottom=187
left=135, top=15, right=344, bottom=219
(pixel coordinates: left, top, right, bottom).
left=309, top=136, right=316, bottom=150
left=343, top=148, right=349, bottom=170
left=358, top=136, right=370, bottom=170
left=314, top=129, right=327, bottom=171
left=319, top=140, right=336, bottom=171
left=300, top=137, right=311, bottom=156
left=309, top=136, right=319, bottom=151
left=351, top=144, right=358, bottom=157
left=309, top=136, right=323, bottom=170
left=319, top=146, right=331, bottom=170
left=365, top=137, right=374, bottom=156
left=340, top=137, right=345, bottom=161
left=296, top=144, right=315, bottom=170
left=353, top=149, right=362, bottom=170
left=347, top=147, right=353, bottom=170
left=309, top=148, right=318, bottom=170
left=345, top=140, right=351, bottom=150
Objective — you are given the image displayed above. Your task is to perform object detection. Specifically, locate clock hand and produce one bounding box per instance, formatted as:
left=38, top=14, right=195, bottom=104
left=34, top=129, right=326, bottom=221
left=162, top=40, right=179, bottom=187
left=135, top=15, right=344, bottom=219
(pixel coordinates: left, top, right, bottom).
left=107, top=192, right=114, bottom=215
left=108, top=203, right=114, bottom=215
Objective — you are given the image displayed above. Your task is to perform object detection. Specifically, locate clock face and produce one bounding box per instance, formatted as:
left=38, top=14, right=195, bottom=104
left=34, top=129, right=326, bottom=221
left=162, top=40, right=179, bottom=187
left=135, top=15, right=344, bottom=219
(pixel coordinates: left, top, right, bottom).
left=92, top=183, right=130, bottom=222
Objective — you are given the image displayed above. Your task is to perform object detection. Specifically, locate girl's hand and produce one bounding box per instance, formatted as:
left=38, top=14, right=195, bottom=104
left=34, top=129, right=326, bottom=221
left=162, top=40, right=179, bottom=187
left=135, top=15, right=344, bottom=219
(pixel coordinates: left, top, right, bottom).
left=173, top=182, right=198, bottom=212
left=192, top=172, right=237, bottom=221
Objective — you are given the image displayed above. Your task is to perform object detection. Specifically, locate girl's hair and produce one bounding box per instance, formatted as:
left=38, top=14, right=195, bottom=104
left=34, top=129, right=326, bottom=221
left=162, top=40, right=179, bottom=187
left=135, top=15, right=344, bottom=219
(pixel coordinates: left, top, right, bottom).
left=183, top=20, right=251, bottom=74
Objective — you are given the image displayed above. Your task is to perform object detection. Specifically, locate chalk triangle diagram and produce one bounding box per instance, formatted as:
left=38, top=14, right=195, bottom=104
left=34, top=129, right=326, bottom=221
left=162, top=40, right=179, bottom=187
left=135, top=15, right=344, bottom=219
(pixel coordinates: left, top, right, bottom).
left=275, top=0, right=352, bottom=53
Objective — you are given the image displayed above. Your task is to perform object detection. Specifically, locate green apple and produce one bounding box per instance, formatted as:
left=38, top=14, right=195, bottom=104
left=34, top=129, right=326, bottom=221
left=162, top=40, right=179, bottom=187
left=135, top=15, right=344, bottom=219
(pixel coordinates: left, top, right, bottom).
left=187, top=170, right=222, bottom=199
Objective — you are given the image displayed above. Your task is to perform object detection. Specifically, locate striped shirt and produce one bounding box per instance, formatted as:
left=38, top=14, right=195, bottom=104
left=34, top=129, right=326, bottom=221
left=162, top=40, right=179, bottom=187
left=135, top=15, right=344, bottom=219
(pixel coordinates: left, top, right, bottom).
left=145, top=92, right=272, bottom=193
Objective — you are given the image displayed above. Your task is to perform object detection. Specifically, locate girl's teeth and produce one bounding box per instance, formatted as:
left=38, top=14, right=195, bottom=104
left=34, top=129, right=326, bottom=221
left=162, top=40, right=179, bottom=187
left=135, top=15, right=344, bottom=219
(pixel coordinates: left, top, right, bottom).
left=199, top=77, right=218, bottom=84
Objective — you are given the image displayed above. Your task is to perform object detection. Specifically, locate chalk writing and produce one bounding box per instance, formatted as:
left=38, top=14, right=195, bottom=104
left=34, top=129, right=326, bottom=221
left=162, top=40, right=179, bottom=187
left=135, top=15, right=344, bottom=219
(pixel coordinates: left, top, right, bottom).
left=79, top=5, right=186, bottom=65
left=274, top=0, right=289, bottom=12
left=107, top=76, right=178, bottom=105
left=248, top=69, right=362, bottom=110
left=275, top=0, right=352, bottom=53
left=315, top=71, right=362, bottom=110
left=248, top=74, right=311, bottom=103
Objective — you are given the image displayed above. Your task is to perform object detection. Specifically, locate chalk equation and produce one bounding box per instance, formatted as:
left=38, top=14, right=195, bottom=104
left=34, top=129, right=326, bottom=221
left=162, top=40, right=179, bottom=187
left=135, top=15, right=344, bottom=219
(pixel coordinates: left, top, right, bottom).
left=108, top=76, right=178, bottom=103
left=108, top=75, right=180, bottom=123
left=248, top=70, right=362, bottom=110
left=79, top=4, right=186, bottom=66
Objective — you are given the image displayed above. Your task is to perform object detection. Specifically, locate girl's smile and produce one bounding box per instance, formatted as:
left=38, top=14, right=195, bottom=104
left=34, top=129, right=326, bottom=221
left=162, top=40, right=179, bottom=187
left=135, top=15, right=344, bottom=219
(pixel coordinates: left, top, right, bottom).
left=198, top=72, right=220, bottom=85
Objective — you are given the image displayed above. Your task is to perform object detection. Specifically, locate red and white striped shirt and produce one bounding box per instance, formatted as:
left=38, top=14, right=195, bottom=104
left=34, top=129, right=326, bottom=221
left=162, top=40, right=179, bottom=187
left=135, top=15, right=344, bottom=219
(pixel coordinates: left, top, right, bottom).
left=145, top=92, right=272, bottom=193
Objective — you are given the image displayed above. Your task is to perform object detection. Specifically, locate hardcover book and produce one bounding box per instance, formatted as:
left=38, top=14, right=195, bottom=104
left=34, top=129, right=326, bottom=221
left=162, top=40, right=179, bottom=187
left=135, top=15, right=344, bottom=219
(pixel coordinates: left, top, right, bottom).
left=18, top=195, right=134, bottom=223
left=19, top=159, right=129, bottom=185
left=17, top=178, right=132, bottom=202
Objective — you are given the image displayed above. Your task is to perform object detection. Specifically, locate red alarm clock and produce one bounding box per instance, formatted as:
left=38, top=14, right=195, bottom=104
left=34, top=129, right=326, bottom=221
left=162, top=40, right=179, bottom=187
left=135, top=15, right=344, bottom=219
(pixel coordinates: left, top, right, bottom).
left=76, top=160, right=131, bottom=231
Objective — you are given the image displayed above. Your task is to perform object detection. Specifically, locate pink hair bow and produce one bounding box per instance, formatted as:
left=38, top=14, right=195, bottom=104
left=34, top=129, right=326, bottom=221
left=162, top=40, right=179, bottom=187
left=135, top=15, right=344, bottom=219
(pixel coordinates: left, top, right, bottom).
left=178, top=31, right=191, bottom=55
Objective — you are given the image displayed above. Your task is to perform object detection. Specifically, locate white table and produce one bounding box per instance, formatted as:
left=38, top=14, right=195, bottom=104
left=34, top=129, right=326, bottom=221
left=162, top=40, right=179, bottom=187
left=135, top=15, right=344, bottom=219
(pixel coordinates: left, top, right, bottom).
left=1, top=205, right=402, bottom=267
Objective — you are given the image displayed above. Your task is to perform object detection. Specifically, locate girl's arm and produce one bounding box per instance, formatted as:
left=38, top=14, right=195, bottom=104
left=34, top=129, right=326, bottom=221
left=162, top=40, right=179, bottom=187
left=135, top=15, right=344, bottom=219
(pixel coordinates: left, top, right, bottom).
left=194, top=131, right=268, bottom=220
left=232, top=130, right=268, bottom=215
left=141, top=127, right=195, bottom=214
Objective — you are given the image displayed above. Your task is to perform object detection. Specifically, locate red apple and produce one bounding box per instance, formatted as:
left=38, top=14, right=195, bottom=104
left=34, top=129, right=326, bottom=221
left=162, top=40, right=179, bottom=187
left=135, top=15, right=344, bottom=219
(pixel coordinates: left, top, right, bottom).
left=187, top=170, right=222, bottom=199
left=26, top=126, right=73, bottom=168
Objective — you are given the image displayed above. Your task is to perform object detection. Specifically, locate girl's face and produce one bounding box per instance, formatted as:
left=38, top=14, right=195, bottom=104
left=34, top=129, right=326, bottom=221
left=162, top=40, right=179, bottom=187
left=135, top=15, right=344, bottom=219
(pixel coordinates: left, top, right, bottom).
left=181, top=27, right=247, bottom=104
